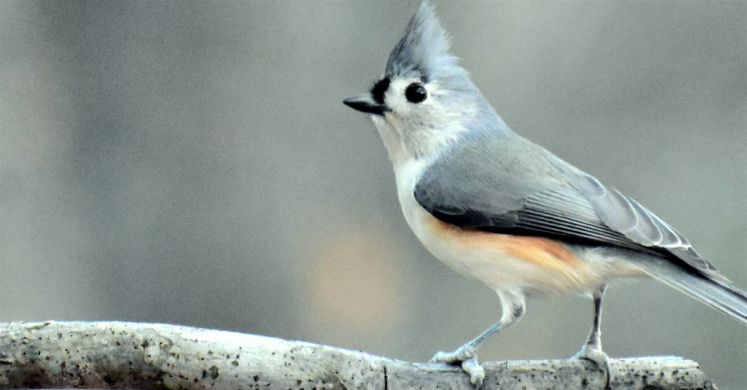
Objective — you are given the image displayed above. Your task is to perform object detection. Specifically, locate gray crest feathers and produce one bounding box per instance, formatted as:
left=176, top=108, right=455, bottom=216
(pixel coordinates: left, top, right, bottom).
left=385, top=2, right=467, bottom=83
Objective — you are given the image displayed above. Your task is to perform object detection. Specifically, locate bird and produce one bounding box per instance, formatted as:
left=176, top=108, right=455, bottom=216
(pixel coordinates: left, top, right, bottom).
left=343, top=2, right=747, bottom=387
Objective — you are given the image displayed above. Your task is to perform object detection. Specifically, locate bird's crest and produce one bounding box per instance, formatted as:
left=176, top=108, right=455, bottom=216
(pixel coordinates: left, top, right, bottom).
left=385, top=2, right=466, bottom=83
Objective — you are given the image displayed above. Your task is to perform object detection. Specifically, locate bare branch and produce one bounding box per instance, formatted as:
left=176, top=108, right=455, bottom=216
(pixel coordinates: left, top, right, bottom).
left=0, top=322, right=714, bottom=390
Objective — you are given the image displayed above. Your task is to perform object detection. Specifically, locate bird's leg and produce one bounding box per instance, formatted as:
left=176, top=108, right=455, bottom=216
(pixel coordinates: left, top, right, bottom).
left=430, top=290, right=525, bottom=386
left=573, top=285, right=611, bottom=389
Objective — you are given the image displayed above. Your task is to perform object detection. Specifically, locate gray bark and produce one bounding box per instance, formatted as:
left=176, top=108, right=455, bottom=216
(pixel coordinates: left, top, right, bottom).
left=0, top=321, right=715, bottom=390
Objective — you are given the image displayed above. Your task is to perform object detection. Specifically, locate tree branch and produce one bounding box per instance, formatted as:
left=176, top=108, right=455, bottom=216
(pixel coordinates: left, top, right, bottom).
left=0, top=321, right=714, bottom=390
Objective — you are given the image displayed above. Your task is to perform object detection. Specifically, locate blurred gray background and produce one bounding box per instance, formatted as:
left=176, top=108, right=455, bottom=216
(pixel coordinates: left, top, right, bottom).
left=1, top=1, right=745, bottom=388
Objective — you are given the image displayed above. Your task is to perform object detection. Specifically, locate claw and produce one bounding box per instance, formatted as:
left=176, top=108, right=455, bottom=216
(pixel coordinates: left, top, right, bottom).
left=430, top=347, right=484, bottom=385
left=461, top=357, right=485, bottom=386
left=426, top=291, right=525, bottom=387
left=573, top=345, right=611, bottom=390
left=430, top=346, right=476, bottom=364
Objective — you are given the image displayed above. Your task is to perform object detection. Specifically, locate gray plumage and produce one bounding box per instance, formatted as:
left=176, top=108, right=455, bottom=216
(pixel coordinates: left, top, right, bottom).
left=414, top=132, right=747, bottom=320
left=345, top=1, right=747, bottom=385
left=414, top=132, right=716, bottom=271
left=400, top=2, right=745, bottom=321
left=385, top=3, right=467, bottom=87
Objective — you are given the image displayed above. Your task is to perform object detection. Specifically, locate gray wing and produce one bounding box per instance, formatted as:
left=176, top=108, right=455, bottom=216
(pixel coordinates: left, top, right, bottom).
left=569, top=171, right=715, bottom=271
left=414, top=135, right=717, bottom=273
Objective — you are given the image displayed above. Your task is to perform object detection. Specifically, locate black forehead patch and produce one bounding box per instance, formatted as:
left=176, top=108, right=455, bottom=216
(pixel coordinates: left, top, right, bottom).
left=370, top=77, right=390, bottom=105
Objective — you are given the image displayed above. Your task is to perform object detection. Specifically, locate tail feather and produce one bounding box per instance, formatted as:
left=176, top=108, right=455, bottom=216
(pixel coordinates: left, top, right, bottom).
left=632, top=257, right=747, bottom=324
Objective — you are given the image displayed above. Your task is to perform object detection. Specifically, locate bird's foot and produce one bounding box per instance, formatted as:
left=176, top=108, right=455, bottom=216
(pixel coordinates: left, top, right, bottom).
left=572, top=344, right=611, bottom=390
left=430, top=345, right=476, bottom=363
left=430, top=346, right=485, bottom=386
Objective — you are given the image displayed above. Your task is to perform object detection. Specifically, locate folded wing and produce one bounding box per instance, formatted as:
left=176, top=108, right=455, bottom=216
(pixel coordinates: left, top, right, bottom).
left=413, top=137, right=717, bottom=273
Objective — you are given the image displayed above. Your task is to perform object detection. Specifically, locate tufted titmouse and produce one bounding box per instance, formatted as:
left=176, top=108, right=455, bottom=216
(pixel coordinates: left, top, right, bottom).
left=343, top=2, right=747, bottom=386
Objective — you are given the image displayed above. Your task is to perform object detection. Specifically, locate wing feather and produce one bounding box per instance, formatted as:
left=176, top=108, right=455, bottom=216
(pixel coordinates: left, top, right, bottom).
left=413, top=137, right=717, bottom=274
left=569, top=171, right=716, bottom=271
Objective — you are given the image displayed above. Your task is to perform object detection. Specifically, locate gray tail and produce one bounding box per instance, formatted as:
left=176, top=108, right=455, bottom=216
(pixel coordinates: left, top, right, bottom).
left=632, top=258, right=747, bottom=324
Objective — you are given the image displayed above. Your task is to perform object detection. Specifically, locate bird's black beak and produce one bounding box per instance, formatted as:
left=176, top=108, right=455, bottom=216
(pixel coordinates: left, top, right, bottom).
left=343, top=94, right=389, bottom=116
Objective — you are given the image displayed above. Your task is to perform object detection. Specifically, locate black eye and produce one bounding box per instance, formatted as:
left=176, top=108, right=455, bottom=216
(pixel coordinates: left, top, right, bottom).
left=405, top=83, right=427, bottom=104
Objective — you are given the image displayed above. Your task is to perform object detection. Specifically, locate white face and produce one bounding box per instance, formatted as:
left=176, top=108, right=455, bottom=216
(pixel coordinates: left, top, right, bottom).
left=382, top=77, right=437, bottom=124
left=372, top=75, right=469, bottom=165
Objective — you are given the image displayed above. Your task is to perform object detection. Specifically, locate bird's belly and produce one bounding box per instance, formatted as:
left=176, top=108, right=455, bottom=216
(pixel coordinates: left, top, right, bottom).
left=400, top=192, right=607, bottom=294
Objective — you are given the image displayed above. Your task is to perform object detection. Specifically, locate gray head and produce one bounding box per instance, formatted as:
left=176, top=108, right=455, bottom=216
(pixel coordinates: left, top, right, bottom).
left=344, top=2, right=501, bottom=164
